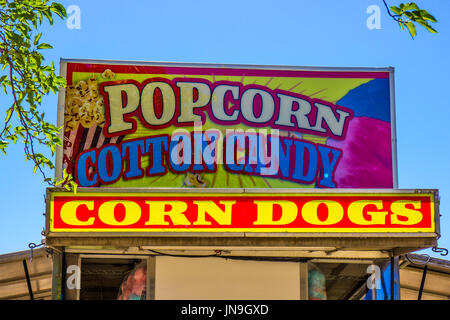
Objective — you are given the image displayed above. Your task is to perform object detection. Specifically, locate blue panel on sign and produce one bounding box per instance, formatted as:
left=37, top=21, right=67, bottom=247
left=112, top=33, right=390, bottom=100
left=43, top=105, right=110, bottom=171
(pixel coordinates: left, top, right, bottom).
left=337, top=78, right=391, bottom=122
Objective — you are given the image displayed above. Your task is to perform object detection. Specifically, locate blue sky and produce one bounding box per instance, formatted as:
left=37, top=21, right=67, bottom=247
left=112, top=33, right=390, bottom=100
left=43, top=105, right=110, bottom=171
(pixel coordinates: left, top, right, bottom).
left=0, top=0, right=449, bottom=259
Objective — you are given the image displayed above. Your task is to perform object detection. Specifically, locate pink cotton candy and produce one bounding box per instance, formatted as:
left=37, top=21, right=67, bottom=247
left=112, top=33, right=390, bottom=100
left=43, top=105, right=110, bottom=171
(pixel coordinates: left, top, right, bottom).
left=327, top=117, right=393, bottom=188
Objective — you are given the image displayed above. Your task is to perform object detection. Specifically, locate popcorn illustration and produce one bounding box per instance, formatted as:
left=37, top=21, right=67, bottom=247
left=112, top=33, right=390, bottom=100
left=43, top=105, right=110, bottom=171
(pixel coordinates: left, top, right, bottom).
left=63, top=71, right=118, bottom=176
left=184, top=172, right=208, bottom=188
left=102, top=69, right=115, bottom=80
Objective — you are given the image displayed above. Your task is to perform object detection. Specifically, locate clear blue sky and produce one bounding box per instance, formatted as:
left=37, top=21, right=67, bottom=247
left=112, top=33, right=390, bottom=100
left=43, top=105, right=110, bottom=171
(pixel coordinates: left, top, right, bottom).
left=0, top=0, right=449, bottom=259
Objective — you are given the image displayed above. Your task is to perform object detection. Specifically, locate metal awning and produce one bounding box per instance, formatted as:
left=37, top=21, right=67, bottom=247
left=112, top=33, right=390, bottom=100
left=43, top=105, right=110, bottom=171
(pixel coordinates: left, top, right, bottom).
left=399, top=253, right=450, bottom=300
left=0, top=248, right=52, bottom=300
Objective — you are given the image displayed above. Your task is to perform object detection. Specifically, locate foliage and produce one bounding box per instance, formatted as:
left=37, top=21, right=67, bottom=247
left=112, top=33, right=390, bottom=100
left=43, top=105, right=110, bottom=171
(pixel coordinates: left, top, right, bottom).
left=383, top=1, right=437, bottom=38
left=0, top=0, right=76, bottom=190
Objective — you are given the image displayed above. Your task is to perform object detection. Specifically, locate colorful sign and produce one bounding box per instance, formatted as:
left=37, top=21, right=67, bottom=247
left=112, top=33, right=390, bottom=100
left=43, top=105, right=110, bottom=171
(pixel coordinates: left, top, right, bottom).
left=48, top=190, right=435, bottom=233
left=58, top=60, right=396, bottom=189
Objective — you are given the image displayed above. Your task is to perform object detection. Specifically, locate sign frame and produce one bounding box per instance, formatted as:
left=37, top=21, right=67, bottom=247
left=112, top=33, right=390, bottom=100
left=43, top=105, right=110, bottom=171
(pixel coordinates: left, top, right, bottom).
left=55, top=59, right=398, bottom=189
left=45, top=187, right=439, bottom=239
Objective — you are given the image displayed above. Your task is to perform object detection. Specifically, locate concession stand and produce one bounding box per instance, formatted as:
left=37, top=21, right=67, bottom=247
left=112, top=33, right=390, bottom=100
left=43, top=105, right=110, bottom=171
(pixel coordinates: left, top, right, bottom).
left=44, top=59, right=441, bottom=300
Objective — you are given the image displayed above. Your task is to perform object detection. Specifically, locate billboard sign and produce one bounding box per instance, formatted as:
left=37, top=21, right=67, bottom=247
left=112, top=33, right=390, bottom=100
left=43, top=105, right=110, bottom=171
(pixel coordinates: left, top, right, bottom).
left=47, top=189, right=436, bottom=234
left=58, top=60, right=396, bottom=189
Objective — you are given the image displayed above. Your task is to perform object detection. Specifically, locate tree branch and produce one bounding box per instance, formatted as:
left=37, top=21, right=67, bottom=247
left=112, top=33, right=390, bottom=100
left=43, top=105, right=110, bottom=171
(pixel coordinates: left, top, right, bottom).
left=382, top=0, right=401, bottom=21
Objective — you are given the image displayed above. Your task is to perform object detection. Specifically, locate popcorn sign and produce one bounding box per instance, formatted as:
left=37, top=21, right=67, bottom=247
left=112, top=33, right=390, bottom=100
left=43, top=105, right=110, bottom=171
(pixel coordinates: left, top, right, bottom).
left=58, top=60, right=396, bottom=189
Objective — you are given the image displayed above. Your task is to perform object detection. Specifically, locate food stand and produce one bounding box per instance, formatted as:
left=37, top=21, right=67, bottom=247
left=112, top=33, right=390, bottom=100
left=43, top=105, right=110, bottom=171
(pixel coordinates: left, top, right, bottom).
left=44, top=59, right=440, bottom=300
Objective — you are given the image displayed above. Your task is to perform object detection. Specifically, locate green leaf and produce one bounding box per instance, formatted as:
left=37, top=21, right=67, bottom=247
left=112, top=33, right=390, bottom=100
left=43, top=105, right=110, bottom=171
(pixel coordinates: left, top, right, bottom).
left=34, top=32, right=42, bottom=45
left=5, top=108, right=13, bottom=123
left=406, top=21, right=417, bottom=38
left=42, top=9, right=54, bottom=25
left=0, top=141, right=8, bottom=155
left=37, top=43, right=53, bottom=49
left=420, top=22, right=437, bottom=33
left=402, top=3, right=419, bottom=11
left=50, top=2, right=67, bottom=18
left=404, top=11, right=415, bottom=20
left=420, top=10, right=437, bottom=22
left=31, top=15, right=38, bottom=29
left=390, top=6, right=402, bottom=15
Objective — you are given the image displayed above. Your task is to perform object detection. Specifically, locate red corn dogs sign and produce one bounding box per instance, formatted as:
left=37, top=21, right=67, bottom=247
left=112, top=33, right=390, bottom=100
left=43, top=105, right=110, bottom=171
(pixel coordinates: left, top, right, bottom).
left=48, top=190, right=437, bottom=233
